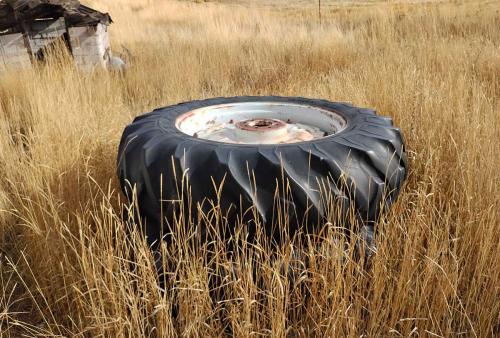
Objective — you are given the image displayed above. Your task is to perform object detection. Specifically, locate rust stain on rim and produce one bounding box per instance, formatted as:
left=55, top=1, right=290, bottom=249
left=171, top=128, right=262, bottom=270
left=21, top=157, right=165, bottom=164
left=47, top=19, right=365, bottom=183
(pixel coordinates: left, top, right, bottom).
left=235, top=118, right=286, bottom=132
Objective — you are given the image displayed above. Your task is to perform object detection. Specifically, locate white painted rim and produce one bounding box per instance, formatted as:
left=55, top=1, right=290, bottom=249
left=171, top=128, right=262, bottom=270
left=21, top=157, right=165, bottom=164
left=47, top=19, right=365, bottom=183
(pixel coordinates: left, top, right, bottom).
left=175, top=102, right=348, bottom=144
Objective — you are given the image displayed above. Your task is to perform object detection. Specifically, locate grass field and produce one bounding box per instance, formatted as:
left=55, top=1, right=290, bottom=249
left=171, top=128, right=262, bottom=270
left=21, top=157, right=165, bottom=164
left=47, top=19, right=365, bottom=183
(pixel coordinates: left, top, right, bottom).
left=0, top=0, right=499, bottom=336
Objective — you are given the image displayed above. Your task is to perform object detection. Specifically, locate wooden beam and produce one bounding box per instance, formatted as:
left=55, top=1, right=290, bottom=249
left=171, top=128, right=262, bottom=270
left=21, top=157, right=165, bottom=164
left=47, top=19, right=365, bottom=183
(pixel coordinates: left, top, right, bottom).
left=12, top=10, right=34, bottom=62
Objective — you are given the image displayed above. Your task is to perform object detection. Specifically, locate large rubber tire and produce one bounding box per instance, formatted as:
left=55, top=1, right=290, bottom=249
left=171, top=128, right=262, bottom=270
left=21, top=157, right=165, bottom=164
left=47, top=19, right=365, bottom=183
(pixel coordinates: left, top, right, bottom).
left=117, top=96, right=407, bottom=244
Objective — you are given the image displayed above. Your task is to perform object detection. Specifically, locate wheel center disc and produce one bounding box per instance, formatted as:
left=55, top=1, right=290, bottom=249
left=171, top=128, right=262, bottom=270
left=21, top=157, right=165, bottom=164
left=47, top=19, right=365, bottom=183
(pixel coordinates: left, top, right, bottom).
left=175, top=102, right=347, bottom=144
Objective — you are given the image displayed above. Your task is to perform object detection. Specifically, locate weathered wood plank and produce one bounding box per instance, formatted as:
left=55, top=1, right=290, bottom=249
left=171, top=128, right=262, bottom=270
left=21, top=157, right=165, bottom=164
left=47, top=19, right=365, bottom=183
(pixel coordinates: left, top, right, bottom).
left=27, top=17, right=66, bottom=54
left=0, top=33, right=31, bottom=71
left=69, top=23, right=109, bottom=71
left=1, top=1, right=112, bottom=72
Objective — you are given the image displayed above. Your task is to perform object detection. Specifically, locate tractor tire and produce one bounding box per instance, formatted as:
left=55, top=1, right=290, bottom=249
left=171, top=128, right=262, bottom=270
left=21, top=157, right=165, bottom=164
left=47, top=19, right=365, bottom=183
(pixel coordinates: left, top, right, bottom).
left=117, top=96, right=407, bottom=244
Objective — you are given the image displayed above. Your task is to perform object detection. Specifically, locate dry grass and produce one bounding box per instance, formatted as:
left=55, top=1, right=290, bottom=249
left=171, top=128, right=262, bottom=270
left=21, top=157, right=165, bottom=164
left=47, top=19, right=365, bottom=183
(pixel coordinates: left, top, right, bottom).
left=0, top=0, right=499, bottom=336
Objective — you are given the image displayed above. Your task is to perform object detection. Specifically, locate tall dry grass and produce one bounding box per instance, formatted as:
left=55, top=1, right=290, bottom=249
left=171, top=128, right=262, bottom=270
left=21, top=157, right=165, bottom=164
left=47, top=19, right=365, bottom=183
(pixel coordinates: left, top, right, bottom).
left=0, top=0, right=499, bottom=336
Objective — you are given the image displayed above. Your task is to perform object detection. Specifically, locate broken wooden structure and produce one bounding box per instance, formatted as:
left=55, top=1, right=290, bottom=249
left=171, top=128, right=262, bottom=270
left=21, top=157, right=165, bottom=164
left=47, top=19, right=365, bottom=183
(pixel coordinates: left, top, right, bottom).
left=0, top=0, right=114, bottom=71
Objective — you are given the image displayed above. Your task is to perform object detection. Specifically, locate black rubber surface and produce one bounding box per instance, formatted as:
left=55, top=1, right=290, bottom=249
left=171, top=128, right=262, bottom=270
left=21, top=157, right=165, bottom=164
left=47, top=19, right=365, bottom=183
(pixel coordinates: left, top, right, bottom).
left=117, top=96, right=407, bottom=244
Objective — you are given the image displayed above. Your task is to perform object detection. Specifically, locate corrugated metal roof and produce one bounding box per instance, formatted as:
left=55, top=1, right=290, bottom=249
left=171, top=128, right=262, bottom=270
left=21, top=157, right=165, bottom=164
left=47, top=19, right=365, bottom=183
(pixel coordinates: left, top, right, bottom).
left=66, top=5, right=112, bottom=26
left=0, top=0, right=112, bottom=31
left=5, top=0, right=79, bottom=12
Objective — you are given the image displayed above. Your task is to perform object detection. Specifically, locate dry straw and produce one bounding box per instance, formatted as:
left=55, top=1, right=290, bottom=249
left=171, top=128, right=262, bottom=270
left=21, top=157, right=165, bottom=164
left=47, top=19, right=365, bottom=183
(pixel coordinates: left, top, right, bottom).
left=0, top=0, right=498, bottom=336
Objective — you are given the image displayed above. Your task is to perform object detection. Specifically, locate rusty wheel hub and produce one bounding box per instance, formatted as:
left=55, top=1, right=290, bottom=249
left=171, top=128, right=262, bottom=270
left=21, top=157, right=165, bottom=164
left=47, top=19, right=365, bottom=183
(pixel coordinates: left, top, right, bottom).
left=236, top=118, right=285, bottom=131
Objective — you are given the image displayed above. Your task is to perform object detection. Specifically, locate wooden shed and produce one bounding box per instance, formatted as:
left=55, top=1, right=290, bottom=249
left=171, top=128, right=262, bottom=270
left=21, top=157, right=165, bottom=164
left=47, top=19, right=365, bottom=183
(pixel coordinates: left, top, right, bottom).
left=0, top=0, right=113, bottom=71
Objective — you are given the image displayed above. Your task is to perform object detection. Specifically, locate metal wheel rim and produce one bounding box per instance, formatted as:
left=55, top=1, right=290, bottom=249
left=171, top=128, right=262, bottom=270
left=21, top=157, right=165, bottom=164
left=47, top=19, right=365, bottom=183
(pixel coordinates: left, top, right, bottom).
left=175, top=102, right=348, bottom=144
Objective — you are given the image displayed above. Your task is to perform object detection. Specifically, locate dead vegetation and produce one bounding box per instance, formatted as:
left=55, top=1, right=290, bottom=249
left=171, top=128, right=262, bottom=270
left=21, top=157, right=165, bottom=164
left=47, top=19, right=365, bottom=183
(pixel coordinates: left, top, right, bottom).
left=0, top=0, right=499, bottom=336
